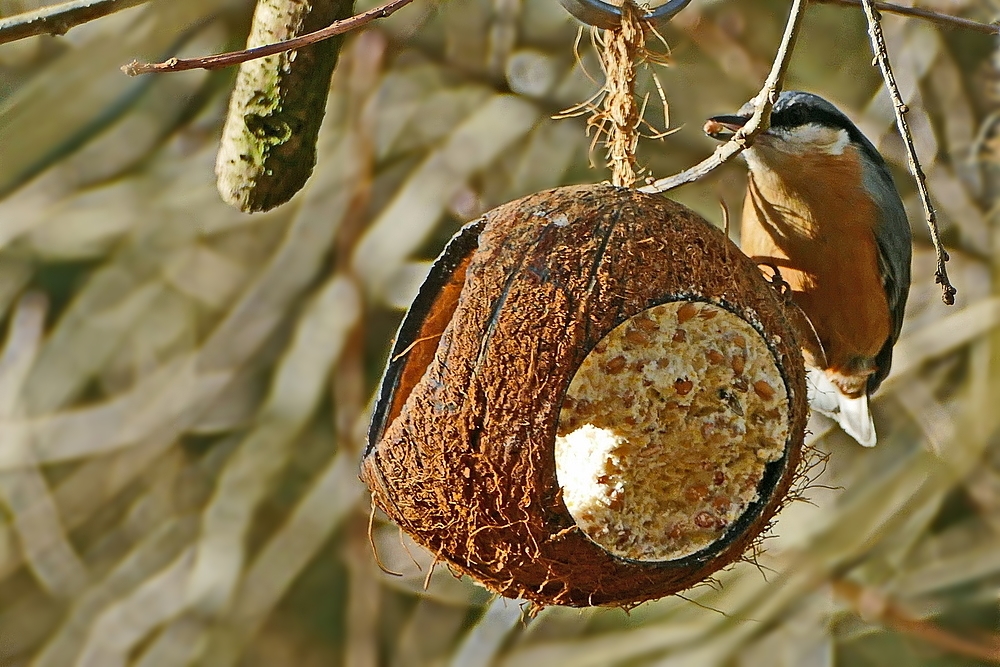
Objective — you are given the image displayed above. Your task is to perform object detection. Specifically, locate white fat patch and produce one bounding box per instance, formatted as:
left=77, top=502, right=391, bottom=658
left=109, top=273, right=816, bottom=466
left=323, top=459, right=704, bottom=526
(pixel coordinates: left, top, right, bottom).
left=765, top=123, right=851, bottom=156
left=555, top=424, right=626, bottom=516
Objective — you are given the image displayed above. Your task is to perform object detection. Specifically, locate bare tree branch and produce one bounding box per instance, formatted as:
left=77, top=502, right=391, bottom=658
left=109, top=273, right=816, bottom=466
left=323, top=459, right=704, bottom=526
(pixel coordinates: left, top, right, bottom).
left=860, top=0, right=957, bottom=305
left=122, top=0, right=413, bottom=75
left=0, top=0, right=150, bottom=46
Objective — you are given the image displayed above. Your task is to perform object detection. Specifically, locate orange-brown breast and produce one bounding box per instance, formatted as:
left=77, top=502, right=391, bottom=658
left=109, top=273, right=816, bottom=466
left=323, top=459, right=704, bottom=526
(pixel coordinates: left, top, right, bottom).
left=740, top=145, right=891, bottom=396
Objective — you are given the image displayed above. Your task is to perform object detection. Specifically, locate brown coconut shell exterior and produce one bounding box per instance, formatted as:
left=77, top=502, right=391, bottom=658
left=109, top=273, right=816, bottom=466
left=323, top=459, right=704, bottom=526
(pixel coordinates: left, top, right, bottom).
left=361, top=183, right=808, bottom=607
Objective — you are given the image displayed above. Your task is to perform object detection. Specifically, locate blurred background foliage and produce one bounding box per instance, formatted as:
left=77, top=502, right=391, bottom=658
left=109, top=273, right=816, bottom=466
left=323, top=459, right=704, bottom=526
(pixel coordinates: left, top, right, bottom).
left=1, top=0, right=999, bottom=665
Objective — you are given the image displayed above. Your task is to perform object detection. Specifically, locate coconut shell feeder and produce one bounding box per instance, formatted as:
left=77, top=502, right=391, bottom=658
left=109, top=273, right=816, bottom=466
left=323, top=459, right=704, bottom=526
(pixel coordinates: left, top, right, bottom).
left=362, top=184, right=808, bottom=607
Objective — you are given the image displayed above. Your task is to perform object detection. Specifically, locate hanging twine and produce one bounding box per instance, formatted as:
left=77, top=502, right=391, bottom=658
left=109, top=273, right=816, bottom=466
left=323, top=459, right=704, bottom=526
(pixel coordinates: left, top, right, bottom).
left=599, top=1, right=645, bottom=188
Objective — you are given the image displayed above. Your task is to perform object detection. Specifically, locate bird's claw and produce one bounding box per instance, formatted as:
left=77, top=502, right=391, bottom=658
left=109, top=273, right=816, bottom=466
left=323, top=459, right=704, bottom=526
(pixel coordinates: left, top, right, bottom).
left=758, top=262, right=793, bottom=301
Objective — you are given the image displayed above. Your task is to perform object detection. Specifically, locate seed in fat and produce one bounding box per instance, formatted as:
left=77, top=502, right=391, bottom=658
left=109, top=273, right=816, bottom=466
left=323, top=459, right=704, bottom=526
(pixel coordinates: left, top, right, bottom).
left=677, top=302, right=698, bottom=323
left=634, top=316, right=659, bottom=331
left=604, top=356, right=627, bottom=373
left=732, top=354, right=746, bottom=375
left=753, top=380, right=776, bottom=401
left=625, top=329, right=650, bottom=346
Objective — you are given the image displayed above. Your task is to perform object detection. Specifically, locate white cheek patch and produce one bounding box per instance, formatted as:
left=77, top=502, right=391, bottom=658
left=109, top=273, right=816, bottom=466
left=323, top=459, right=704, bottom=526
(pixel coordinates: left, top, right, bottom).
left=773, top=124, right=851, bottom=155
left=824, top=127, right=851, bottom=155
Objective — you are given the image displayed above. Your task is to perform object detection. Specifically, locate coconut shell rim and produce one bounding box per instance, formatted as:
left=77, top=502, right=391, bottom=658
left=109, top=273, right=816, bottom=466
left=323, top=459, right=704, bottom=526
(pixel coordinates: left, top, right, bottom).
left=366, top=217, right=486, bottom=456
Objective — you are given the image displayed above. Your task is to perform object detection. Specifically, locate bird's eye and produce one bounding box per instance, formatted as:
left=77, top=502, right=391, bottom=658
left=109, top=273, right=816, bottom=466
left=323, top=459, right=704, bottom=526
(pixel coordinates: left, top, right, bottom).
left=785, top=105, right=808, bottom=126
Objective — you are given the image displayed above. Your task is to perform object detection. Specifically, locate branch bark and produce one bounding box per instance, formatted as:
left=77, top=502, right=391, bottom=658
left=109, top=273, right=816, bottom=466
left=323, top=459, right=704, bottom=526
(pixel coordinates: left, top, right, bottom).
left=214, top=0, right=357, bottom=213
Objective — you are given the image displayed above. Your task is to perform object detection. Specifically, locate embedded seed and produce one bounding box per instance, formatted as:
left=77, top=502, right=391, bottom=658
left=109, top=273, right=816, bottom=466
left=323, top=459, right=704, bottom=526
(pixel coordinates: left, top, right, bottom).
left=673, top=329, right=687, bottom=342
left=713, top=470, right=725, bottom=485
left=634, top=316, right=659, bottom=331
left=698, top=308, right=718, bottom=320
left=694, top=512, right=720, bottom=529
left=754, top=380, right=776, bottom=401
left=625, top=329, right=650, bottom=346
left=604, top=356, right=627, bottom=374
left=732, top=354, right=746, bottom=375
left=677, top=302, right=698, bottom=323
left=706, top=350, right=725, bottom=365
left=674, top=379, right=693, bottom=396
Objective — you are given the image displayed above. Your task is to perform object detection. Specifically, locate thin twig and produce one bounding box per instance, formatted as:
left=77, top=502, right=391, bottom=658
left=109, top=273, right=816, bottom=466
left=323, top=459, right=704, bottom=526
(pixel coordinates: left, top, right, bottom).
left=0, top=0, right=150, bottom=46
left=639, top=0, right=808, bottom=194
left=122, top=0, right=413, bottom=75
left=815, top=0, right=998, bottom=36
left=860, top=0, right=957, bottom=305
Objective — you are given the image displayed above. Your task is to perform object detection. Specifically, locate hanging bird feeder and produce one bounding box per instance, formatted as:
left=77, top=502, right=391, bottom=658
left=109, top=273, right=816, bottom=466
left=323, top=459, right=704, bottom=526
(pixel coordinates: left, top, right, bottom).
left=361, top=184, right=808, bottom=607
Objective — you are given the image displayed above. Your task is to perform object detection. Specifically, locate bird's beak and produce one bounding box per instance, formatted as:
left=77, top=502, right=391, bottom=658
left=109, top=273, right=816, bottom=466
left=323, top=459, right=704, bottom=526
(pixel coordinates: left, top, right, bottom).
left=703, top=114, right=748, bottom=141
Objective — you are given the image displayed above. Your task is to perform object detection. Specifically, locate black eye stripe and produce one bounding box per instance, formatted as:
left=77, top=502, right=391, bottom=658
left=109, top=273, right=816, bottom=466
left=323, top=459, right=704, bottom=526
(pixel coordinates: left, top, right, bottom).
left=771, top=104, right=851, bottom=132
left=769, top=103, right=881, bottom=163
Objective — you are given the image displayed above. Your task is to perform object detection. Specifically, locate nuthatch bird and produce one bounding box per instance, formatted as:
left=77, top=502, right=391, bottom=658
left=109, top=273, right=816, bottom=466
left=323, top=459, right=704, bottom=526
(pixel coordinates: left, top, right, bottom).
left=704, top=91, right=912, bottom=447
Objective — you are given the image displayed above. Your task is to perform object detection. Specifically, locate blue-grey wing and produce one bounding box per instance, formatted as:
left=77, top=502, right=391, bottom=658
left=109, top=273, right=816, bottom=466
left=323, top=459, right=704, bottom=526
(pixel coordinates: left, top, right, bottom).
left=860, top=149, right=912, bottom=394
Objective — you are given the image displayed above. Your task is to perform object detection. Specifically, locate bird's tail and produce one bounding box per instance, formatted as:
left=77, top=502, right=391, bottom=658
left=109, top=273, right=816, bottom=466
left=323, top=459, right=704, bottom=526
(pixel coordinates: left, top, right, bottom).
left=806, top=367, right=877, bottom=447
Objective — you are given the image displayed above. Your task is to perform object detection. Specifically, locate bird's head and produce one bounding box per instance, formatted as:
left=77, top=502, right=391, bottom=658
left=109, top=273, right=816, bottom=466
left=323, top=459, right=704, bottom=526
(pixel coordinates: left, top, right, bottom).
left=704, top=91, right=883, bottom=177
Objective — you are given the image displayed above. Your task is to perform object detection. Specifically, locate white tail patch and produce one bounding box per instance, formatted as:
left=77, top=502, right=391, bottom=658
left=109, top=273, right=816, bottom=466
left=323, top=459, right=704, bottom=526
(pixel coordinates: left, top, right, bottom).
left=806, top=367, right=877, bottom=447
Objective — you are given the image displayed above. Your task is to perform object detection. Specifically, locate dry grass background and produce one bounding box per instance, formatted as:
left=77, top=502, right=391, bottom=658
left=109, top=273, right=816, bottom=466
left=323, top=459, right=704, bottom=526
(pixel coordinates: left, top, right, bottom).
left=1, top=0, right=999, bottom=665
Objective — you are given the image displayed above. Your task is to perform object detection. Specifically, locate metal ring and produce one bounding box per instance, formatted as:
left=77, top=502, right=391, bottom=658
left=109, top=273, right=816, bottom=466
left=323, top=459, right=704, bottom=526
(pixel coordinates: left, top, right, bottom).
left=558, top=0, right=692, bottom=30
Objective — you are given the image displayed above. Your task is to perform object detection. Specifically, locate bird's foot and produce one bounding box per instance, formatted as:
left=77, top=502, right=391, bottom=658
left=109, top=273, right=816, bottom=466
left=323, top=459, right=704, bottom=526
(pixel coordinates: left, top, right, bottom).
left=757, top=262, right=793, bottom=302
